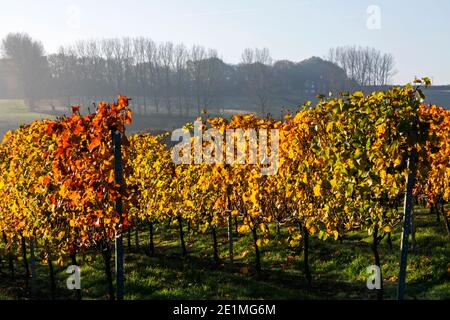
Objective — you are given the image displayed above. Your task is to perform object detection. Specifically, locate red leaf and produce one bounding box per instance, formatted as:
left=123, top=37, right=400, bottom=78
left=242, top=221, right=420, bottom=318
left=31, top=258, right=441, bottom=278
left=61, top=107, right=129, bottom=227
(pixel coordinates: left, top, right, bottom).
left=45, top=122, right=57, bottom=135
left=72, top=106, right=80, bottom=114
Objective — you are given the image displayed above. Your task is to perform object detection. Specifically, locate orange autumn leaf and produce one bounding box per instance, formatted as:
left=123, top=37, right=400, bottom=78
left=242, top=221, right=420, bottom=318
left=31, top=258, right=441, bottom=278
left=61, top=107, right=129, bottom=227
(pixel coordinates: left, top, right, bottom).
left=43, top=176, right=51, bottom=186
left=88, top=137, right=101, bottom=151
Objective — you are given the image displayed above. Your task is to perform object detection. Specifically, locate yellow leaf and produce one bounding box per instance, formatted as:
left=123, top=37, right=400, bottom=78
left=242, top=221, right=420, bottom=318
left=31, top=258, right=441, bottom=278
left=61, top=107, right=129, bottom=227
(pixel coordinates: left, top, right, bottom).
left=390, top=180, right=400, bottom=195
left=259, top=224, right=267, bottom=233
left=313, top=184, right=322, bottom=197
left=108, top=171, right=115, bottom=183
left=326, top=122, right=333, bottom=133
left=185, top=200, right=194, bottom=208
left=238, top=225, right=250, bottom=234
left=383, top=226, right=392, bottom=233
left=59, top=184, right=67, bottom=197
left=380, top=169, right=387, bottom=180
left=333, top=230, right=339, bottom=241
left=330, top=178, right=337, bottom=188
left=353, top=91, right=364, bottom=98
left=302, top=173, right=308, bottom=184
left=249, top=191, right=258, bottom=204
left=56, top=257, right=64, bottom=267
left=289, top=239, right=300, bottom=247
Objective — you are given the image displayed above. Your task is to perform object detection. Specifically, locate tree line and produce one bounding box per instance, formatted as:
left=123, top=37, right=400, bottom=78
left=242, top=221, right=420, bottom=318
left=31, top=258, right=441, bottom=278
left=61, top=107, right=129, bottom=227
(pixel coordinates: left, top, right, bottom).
left=0, top=33, right=397, bottom=115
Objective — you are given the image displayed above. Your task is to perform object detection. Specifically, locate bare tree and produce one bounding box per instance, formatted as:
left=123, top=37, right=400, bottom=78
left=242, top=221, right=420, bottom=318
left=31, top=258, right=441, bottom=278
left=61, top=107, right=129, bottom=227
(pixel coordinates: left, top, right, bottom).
left=121, top=37, right=134, bottom=96
left=240, top=47, right=273, bottom=115
left=189, top=45, right=206, bottom=114
left=188, top=46, right=224, bottom=114
left=140, top=38, right=161, bottom=114
left=101, top=38, right=117, bottom=98
left=173, top=44, right=189, bottom=115
left=378, top=53, right=396, bottom=86
left=159, top=42, right=174, bottom=114
left=202, top=49, right=225, bottom=111
left=133, top=37, right=148, bottom=114
left=48, top=47, right=79, bottom=106
left=328, top=46, right=396, bottom=86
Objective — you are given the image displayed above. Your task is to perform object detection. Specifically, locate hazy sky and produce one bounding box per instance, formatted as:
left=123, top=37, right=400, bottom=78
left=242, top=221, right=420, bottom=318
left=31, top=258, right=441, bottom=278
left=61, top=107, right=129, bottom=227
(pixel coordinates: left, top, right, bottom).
left=1, top=0, right=449, bottom=84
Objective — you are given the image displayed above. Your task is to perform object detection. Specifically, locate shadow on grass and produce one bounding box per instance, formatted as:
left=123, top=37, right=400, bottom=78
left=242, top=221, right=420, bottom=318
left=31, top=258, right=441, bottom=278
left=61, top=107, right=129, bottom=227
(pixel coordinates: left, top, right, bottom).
left=1, top=206, right=448, bottom=300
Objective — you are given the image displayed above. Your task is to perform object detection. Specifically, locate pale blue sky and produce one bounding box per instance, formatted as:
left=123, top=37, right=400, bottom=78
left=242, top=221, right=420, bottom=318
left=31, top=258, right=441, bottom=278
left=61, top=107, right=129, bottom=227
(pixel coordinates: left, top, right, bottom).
left=1, top=0, right=449, bottom=84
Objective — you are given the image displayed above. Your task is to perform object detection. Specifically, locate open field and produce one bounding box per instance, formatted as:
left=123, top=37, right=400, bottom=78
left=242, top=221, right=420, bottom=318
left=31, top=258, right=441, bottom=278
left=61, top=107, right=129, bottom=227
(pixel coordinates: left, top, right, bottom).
left=0, top=100, right=55, bottom=138
left=0, top=100, right=55, bottom=123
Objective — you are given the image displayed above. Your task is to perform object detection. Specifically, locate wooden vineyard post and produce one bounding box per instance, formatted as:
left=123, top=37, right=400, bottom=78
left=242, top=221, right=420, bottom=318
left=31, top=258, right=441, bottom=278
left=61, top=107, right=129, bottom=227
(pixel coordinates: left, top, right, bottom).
left=113, top=129, right=125, bottom=300
left=225, top=164, right=234, bottom=264
left=29, top=238, right=37, bottom=298
left=21, top=236, right=30, bottom=289
left=2, top=232, right=14, bottom=278
left=227, top=212, right=233, bottom=263
left=397, top=117, right=418, bottom=300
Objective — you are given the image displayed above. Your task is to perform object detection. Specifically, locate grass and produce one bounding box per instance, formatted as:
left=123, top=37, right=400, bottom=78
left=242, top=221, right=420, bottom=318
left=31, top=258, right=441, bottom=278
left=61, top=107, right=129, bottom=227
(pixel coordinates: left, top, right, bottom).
left=0, top=206, right=449, bottom=300
left=0, top=100, right=55, bottom=138
left=0, top=100, right=54, bottom=124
